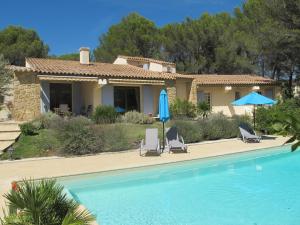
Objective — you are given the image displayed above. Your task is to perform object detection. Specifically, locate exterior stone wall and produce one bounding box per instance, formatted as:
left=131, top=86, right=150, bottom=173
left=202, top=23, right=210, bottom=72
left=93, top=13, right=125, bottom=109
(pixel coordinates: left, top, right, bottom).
left=12, top=72, right=40, bottom=121
left=165, top=80, right=176, bottom=104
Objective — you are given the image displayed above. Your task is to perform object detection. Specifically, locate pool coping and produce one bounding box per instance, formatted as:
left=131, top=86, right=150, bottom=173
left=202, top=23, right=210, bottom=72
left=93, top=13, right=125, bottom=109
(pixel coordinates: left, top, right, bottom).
left=39, top=142, right=290, bottom=182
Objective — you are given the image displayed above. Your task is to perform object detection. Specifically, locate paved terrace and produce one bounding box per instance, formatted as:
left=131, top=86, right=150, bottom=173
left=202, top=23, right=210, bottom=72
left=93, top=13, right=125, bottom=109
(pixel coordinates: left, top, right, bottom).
left=0, top=136, right=289, bottom=218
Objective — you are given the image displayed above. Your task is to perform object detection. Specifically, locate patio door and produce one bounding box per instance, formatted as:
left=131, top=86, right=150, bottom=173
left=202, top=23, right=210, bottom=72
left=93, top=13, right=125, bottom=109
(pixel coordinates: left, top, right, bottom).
left=50, top=83, right=72, bottom=111
left=114, top=86, right=140, bottom=112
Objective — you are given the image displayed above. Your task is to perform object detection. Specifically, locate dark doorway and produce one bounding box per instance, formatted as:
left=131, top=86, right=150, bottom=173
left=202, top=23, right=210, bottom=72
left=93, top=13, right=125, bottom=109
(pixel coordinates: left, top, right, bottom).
left=114, top=86, right=140, bottom=112
left=50, top=83, right=72, bottom=111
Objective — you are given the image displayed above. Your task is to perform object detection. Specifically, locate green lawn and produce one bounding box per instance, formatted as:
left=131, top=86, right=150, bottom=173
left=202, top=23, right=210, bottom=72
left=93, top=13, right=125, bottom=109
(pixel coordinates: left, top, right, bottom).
left=0, top=122, right=169, bottom=160
left=0, top=129, right=60, bottom=160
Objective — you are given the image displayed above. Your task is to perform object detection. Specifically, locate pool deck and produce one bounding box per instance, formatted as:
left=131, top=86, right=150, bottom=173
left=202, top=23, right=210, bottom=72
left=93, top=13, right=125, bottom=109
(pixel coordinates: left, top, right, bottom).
left=0, top=136, right=289, bottom=219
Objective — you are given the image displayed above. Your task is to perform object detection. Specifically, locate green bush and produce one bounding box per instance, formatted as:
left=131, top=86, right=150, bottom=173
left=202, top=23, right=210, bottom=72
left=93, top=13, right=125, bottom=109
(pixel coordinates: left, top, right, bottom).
left=172, top=120, right=204, bottom=143
left=92, top=105, right=118, bottom=124
left=172, top=113, right=251, bottom=143
left=256, top=98, right=300, bottom=134
left=197, top=102, right=210, bottom=118
left=202, top=113, right=237, bottom=140
left=170, top=98, right=196, bottom=119
left=121, top=111, right=154, bottom=124
left=58, top=117, right=102, bottom=155
left=94, top=124, right=131, bottom=151
left=36, top=112, right=60, bottom=129
left=20, top=121, right=41, bottom=135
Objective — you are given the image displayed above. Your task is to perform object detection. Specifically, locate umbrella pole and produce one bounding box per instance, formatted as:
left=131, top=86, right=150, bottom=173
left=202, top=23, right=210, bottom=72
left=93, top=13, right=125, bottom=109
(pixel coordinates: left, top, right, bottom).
left=162, top=122, right=165, bottom=152
left=253, top=105, right=256, bottom=130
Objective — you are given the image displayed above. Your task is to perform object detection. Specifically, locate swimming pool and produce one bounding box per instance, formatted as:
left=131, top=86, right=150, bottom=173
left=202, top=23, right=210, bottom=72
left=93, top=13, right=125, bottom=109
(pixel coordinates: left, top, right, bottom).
left=61, top=145, right=300, bottom=225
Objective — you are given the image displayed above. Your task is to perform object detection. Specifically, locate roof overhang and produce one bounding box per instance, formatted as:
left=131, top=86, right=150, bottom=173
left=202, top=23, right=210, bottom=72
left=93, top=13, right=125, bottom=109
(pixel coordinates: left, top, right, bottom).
left=108, top=78, right=165, bottom=85
left=37, top=75, right=165, bottom=85
left=37, top=75, right=98, bottom=82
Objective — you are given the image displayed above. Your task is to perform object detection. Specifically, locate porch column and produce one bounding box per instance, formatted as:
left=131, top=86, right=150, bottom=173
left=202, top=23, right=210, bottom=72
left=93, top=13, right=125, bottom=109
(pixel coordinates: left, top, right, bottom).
left=188, top=81, right=198, bottom=104
left=166, top=80, right=176, bottom=104
left=40, top=81, right=50, bottom=113
left=143, top=85, right=154, bottom=115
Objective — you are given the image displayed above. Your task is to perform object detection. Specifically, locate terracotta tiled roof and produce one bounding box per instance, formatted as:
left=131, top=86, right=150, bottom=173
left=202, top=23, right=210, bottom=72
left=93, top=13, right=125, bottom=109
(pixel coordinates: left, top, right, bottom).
left=118, top=55, right=176, bottom=66
left=193, top=74, right=276, bottom=85
left=24, top=58, right=176, bottom=80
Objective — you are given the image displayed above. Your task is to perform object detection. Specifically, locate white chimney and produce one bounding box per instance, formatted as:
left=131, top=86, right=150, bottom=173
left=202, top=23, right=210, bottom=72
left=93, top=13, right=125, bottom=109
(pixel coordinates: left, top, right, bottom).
left=79, top=47, right=90, bottom=65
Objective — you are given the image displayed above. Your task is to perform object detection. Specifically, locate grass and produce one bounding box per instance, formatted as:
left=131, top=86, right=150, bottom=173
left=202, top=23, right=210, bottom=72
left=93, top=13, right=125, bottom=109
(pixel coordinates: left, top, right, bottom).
left=0, top=129, right=60, bottom=160
left=0, top=122, right=170, bottom=160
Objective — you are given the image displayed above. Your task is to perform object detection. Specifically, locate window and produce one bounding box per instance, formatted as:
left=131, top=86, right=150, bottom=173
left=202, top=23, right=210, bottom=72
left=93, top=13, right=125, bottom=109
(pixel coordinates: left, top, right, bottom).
left=197, top=91, right=211, bottom=108
left=264, top=88, right=274, bottom=99
left=49, top=83, right=72, bottom=111
left=114, top=86, right=140, bottom=112
left=235, top=91, right=241, bottom=100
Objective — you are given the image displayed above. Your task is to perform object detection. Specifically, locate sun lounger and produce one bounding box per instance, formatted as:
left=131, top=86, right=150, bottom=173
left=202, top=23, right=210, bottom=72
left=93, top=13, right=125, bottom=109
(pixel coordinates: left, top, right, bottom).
left=140, top=128, right=161, bottom=156
left=239, top=127, right=261, bottom=143
left=166, top=127, right=187, bottom=153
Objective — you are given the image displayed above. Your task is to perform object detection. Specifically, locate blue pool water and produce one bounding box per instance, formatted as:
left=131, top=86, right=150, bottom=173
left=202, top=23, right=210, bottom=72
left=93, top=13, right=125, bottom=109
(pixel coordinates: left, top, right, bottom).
left=61, top=146, right=300, bottom=225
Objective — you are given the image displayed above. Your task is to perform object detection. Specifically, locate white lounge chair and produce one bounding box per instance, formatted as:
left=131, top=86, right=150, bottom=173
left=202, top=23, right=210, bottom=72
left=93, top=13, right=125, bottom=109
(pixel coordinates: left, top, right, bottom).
left=239, top=127, right=261, bottom=143
left=140, top=128, right=161, bottom=156
left=166, top=127, right=187, bottom=153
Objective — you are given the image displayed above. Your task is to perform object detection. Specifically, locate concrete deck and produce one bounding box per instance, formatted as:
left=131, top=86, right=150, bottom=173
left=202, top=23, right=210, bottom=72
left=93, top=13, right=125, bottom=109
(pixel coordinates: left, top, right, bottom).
left=0, top=136, right=289, bottom=220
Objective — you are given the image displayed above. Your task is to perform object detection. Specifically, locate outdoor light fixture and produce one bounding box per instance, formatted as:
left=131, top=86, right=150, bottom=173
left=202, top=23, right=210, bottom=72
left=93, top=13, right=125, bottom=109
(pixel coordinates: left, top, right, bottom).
left=7, top=146, right=14, bottom=160
left=225, top=86, right=232, bottom=91
left=253, top=86, right=260, bottom=90
left=98, top=79, right=107, bottom=86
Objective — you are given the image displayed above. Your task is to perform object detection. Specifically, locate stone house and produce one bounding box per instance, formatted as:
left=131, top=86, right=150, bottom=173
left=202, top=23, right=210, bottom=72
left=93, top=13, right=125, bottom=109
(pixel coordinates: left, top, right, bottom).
left=6, top=47, right=279, bottom=121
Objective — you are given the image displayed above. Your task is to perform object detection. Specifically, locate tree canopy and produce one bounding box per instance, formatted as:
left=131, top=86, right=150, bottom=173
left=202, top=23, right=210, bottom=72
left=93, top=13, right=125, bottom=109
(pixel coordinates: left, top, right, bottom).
left=94, top=1, right=300, bottom=81
left=0, top=55, right=12, bottom=99
left=50, top=53, right=80, bottom=61
left=94, top=13, right=162, bottom=63
left=0, top=26, right=49, bottom=66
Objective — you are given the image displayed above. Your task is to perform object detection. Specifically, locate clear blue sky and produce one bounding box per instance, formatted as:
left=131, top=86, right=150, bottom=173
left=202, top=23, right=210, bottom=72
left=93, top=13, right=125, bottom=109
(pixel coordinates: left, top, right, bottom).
left=0, top=0, right=244, bottom=55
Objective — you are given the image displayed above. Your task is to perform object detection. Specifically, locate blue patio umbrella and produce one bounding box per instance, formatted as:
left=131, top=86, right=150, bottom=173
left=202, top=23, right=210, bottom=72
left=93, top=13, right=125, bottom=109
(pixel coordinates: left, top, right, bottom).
left=159, top=89, right=170, bottom=151
left=232, top=91, right=276, bottom=129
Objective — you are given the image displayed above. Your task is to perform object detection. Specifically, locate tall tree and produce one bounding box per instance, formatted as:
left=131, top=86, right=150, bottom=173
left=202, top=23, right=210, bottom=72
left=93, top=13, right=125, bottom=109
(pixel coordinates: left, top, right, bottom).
left=0, top=26, right=49, bottom=66
left=162, top=13, right=252, bottom=74
left=237, top=0, right=300, bottom=95
left=94, top=13, right=162, bottom=63
left=50, top=53, right=80, bottom=61
left=0, top=55, right=13, bottom=101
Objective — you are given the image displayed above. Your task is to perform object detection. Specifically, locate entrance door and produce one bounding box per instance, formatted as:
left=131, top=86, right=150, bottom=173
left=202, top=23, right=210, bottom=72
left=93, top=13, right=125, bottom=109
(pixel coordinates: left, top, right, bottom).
left=50, top=83, right=72, bottom=111
left=114, top=86, right=140, bottom=112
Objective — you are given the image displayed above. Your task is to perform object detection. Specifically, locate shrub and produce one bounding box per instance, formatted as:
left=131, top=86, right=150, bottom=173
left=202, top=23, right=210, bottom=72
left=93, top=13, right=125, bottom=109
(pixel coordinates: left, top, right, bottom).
left=92, top=105, right=118, bottom=124
left=256, top=98, right=300, bottom=134
left=172, top=120, right=204, bottom=143
left=121, top=111, right=154, bottom=124
left=202, top=113, right=237, bottom=140
left=197, top=102, right=210, bottom=118
left=36, top=112, right=61, bottom=129
left=20, top=121, right=41, bottom=135
left=58, top=117, right=102, bottom=155
left=94, top=124, right=131, bottom=151
left=170, top=98, right=196, bottom=119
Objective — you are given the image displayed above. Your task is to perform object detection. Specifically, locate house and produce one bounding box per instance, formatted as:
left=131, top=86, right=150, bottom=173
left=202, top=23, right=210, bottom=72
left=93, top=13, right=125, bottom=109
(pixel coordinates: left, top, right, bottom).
left=7, top=47, right=279, bottom=121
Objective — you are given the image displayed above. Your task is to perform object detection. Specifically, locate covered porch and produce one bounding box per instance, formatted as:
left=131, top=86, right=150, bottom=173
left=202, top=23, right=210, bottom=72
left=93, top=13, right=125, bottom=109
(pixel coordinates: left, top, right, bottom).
left=40, top=75, right=100, bottom=116
left=39, top=75, right=166, bottom=116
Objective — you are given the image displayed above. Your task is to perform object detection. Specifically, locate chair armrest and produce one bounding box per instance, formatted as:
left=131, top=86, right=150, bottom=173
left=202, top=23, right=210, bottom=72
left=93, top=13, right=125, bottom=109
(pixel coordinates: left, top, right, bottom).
left=180, top=136, right=185, bottom=145
left=157, top=138, right=161, bottom=153
left=140, top=139, right=144, bottom=156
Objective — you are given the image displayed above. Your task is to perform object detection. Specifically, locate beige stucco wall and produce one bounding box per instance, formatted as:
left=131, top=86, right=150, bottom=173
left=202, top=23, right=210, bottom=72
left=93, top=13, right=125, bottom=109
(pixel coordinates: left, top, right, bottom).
left=13, top=72, right=40, bottom=121
left=113, top=57, right=127, bottom=65
left=176, top=78, right=192, bottom=100
left=149, top=62, right=163, bottom=72
left=196, top=85, right=279, bottom=117
left=81, top=82, right=100, bottom=110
